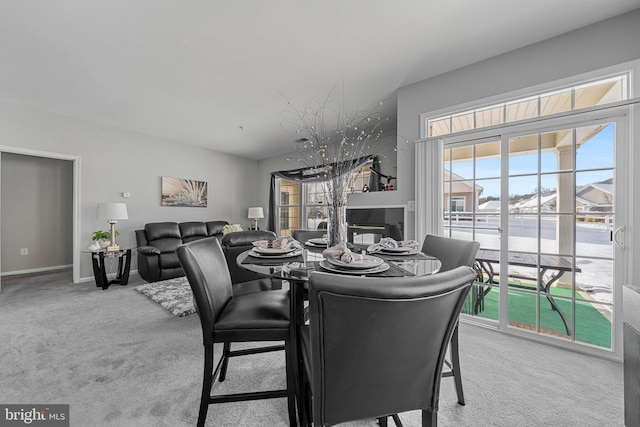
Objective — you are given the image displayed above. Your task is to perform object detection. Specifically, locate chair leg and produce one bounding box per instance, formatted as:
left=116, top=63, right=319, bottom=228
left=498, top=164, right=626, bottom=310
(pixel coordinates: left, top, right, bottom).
left=198, top=344, right=215, bottom=427
left=392, top=414, right=404, bottom=427
left=378, top=417, right=388, bottom=427
left=299, top=345, right=312, bottom=427
left=422, top=409, right=437, bottom=427
left=218, top=342, right=231, bottom=382
left=450, top=324, right=465, bottom=405
left=284, top=341, right=297, bottom=427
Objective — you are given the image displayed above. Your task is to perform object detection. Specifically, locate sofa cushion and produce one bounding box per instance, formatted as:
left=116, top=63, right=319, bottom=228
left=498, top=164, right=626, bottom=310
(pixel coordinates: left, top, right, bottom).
left=206, top=221, right=228, bottom=237
left=221, top=230, right=276, bottom=247
left=159, top=252, right=181, bottom=269
left=145, top=222, right=181, bottom=241
left=180, top=222, right=208, bottom=243
left=148, top=237, right=182, bottom=254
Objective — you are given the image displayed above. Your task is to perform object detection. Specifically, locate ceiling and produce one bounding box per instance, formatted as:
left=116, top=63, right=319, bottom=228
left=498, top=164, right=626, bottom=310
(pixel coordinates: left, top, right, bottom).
left=1, top=1, right=638, bottom=160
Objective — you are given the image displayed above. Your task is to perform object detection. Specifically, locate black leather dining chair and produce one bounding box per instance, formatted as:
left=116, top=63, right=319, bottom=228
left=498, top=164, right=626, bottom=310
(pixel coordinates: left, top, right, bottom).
left=299, top=266, right=477, bottom=427
left=217, top=230, right=285, bottom=383
left=421, top=234, right=480, bottom=406
left=176, top=237, right=296, bottom=427
left=292, top=229, right=326, bottom=245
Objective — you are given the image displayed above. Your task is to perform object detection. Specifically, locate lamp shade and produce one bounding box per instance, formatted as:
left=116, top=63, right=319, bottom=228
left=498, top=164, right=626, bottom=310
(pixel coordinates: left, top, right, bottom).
left=247, top=207, right=264, bottom=219
left=97, top=203, right=128, bottom=220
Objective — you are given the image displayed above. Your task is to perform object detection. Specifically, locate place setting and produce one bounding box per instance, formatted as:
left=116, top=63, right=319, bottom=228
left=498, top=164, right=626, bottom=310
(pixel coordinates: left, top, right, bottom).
left=242, top=236, right=304, bottom=265
left=304, top=236, right=329, bottom=248
left=366, top=237, right=433, bottom=260
left=317, top=242, right=412, bottom=277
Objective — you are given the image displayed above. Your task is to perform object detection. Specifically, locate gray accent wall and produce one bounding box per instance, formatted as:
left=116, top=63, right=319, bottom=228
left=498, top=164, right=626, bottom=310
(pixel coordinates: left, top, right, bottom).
left=0, top=102, right=259, bottom=282
left=1, top=153, right=73, bottom=273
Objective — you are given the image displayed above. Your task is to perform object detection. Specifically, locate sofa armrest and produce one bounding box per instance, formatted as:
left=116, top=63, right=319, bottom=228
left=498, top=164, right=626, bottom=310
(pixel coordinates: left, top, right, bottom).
left=138, top=245, right=161, bottom=256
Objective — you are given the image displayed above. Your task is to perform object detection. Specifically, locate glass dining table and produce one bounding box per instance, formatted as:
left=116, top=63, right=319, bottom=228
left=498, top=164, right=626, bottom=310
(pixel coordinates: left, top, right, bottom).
left=236, top=246, right=442, bottom=425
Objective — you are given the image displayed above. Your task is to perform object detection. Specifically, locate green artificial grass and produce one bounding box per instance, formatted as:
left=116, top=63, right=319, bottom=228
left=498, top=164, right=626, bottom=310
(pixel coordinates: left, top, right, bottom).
left=463, top=283, right=612, bottom=349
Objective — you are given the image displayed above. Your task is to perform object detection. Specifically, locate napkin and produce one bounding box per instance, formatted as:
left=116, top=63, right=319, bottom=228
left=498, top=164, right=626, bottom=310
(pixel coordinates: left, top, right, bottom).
left=322, top=242, right=364, bottom=263
left=367, top=237, right=420, bottom=253
left=252, top=236, right=302, bottom=250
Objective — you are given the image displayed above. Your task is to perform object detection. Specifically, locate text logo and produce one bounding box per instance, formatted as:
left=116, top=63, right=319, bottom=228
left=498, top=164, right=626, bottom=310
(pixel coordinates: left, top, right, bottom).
left=0, top=405, right=69, bottom=427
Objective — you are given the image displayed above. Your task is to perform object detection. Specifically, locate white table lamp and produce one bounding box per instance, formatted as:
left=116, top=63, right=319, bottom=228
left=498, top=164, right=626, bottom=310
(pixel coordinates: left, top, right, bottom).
left=248, top=207, right=264, bottom=230
left=97, top=203, right=128, bottom=251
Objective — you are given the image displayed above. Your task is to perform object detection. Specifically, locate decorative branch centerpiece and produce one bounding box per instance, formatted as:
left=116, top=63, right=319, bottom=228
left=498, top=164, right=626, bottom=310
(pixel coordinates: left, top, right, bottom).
left=281, top=86, right=405, bottom=247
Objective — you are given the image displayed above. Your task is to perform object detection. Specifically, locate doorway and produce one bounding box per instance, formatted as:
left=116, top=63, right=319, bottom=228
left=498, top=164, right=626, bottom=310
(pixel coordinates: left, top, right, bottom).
left=0, top=146, right=81, bottom=291
left=442, top=114, right=627, bottom=359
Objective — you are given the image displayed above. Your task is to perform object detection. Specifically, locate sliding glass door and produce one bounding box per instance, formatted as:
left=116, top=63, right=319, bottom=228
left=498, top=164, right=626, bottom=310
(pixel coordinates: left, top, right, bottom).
left=443, top=114, right=627, bottom=357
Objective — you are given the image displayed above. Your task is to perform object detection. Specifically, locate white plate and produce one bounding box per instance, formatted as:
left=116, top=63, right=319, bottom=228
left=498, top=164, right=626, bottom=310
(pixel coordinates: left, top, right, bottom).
left=319, top=260, right=389, bottom=275
left=379, top=246, right=414, bottom=253
left=377, top=249, right=420, bottom=256
left=325, top=254, right=384, bottom=269
left=248, top=249, right=302, bottom=259
left=304, top=241, right=324, bottom=247
left=308, top=238, right=328, bottom=245
left=253, top=246, right=296, bottom=255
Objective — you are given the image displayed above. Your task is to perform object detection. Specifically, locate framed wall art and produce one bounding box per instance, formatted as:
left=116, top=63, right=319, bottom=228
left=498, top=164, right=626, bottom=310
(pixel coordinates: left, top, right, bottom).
left=161, top=176, right=207, bottom=207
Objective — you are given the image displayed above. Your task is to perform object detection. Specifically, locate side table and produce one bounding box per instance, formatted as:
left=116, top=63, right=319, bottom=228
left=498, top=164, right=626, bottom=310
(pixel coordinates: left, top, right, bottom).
left=86, top=248, right=133, bottom=290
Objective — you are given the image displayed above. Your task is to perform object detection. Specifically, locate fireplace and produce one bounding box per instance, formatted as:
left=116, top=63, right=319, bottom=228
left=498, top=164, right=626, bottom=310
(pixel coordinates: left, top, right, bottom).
left=346, top=207, right=404, bottom=245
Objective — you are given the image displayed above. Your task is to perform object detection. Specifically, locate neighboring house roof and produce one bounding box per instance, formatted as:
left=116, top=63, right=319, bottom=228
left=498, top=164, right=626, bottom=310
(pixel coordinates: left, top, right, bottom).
left=510, top=193, right=556, bottom=212
left=506, top=182, right=613, bottom=212
left=444, top=170, right=483, bottom=193
left=578, top=182, right=613, bottom=195
left=478, top=200, right=500, bottom=211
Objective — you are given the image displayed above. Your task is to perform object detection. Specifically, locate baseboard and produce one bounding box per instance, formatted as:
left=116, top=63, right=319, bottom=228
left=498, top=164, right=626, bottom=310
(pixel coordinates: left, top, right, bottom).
left=0, top=264, right=72, bottom=277
left=79, top=269, right=139, bottom=284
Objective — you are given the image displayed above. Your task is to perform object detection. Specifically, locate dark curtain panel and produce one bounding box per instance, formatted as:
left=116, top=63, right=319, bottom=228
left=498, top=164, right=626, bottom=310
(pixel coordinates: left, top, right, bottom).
left=368, top=155, right=381, bottom=192
left=267, top=156, right=372, bottom=232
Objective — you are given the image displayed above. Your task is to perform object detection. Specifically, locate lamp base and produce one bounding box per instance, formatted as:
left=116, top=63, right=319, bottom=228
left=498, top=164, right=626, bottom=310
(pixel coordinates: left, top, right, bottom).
left=108, top=220, right=119, bottom=251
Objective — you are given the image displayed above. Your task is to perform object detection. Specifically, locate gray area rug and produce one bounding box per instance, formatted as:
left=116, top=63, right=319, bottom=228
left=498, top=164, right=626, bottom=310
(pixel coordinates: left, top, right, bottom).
left=135, top=277, right=195, bottom=317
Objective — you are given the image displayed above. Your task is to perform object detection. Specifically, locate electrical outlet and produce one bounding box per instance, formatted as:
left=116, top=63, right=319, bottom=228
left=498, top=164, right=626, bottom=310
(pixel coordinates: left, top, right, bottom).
left=20, top=248, right=28, bottom=255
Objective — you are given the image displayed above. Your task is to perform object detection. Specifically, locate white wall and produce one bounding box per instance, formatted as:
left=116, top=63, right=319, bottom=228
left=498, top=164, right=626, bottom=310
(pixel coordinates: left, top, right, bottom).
left=0, top=101, right=259, bottom=281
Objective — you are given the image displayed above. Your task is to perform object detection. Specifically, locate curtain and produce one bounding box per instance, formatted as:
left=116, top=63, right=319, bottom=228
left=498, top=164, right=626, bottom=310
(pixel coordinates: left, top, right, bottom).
left=415, top=138, right=444, bottom=241
left=267, top=156, right=372, bottom=232
left=368, top=155, right=381, bottom=192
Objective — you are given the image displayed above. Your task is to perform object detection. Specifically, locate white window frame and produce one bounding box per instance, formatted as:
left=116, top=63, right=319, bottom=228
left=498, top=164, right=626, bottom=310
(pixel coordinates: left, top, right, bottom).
left=416, top=60, right=639, bottom=361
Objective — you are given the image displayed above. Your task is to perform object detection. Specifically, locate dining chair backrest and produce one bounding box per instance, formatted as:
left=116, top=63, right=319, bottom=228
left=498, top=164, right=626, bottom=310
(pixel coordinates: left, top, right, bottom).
left=177, top=237, right=234, bottom=346
left=292, top=229, right=325, bottom=245
left=422, top=234, right=480, bottom=272
left=307, top=266, right=476, bottom=426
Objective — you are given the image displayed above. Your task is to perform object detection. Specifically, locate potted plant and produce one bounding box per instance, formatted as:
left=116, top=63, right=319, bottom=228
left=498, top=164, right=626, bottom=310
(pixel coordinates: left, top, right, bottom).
left=92, top=230, right=118, bottom=249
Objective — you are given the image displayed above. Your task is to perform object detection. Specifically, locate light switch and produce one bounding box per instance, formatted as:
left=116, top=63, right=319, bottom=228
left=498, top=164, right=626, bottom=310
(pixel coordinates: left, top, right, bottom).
left=407, top=201, right=415, bottom=211
left=122, top=192, right=131, bottom=198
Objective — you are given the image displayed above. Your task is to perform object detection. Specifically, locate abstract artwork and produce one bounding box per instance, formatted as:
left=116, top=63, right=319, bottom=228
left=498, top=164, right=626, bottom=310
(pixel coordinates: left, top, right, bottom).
left=161, top=176, right=207, bottom=207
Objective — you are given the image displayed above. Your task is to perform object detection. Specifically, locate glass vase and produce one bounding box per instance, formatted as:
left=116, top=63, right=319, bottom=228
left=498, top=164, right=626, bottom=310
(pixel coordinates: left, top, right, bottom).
left=327, top=202, right=348, bottom=248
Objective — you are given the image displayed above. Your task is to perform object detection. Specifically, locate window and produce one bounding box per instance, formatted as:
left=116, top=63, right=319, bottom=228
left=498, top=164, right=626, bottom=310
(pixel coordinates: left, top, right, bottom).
left=277, top=179, right=300, bottom=237
left=427, top=75, right=627, bottom=137
left=450, top=196, right=465, bottom=212
left=275, top=162, right=375, bottom=235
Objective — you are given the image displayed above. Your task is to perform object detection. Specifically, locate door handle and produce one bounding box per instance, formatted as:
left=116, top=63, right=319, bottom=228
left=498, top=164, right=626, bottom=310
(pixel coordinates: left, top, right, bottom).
left=613, top=225, right=625, bottom=249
